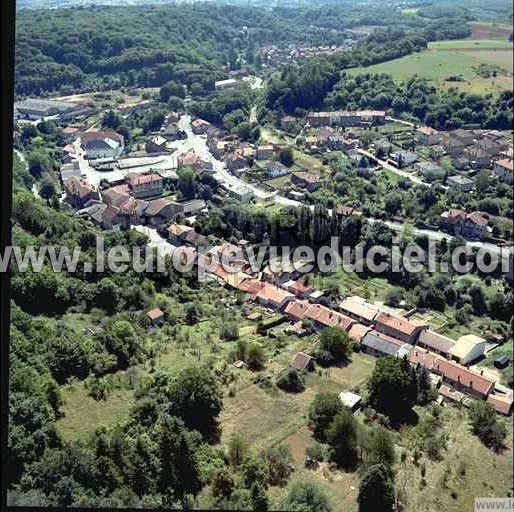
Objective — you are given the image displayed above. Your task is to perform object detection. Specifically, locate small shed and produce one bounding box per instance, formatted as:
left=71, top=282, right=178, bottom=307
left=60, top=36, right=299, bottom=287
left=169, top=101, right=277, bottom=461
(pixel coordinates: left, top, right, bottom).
left=290, top=352, right=315, bottom=371
left=147, top=307, right=165, bottom=326
left=494, top=355, right=510, bottom=369
left=339, top=391, right=362, bottom=412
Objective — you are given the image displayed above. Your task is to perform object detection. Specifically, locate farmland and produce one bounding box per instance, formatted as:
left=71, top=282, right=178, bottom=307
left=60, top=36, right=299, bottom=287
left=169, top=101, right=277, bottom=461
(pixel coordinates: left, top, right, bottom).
left=348, top=41, right=513, bottom=95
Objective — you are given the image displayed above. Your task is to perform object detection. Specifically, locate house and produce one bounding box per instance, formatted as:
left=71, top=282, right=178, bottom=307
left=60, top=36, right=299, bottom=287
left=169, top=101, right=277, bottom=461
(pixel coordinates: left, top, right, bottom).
left=147, top=308, right=164, bottom=326
left=282, top=279, right=314, bottom=298
left=339, top=391, right=362, bottom=412
left=81, top=202, right=122, bottom=229
left=145, top=135, right=170, bottom=153
left=256, top=144, right=275, bottom=161
left=339, top=297, right=379, bottom=325
left=255, top=282, right=295, bottom=310
left=452, top=129, right=475, bottom=146
left=432, top=358, right=494, bottom=400
left=439, top=209, right=489, bottom=240
left=348, top=323, right=371, bottom=343
left=307, top=112, right=331, bottom=127
left=415, top=162, right=446, bottom=180
left=476, top=136, right=507, bottom=157
left=452, top=156, right=469, bottom=170
left=180, top=199, right=207, bottom=217
left=281, top=116, right=296, bottom=131
left=63, top=177, right=100, bottom=209
left=127, top=173, right=163, bottom=199
left=389, top=150, right=418, bottom=167
left=409, top=346, right=495, bottom=400
left=191, top=118, right=211, bottom=135
left=304, top=304, right=355, bottom=332
left=263, top=257, right=313, bottom=284
left=225, top=152, right=248, bottom=174
left=446, top=175, right=474, bottom=192
left=290, top=172, right=321, bottom=192
left=417, top=330, right=455, bottom=358
left=442, top=134, right=467, bottom=156
left=439, top=385, right=465, bottom=404
left=290, top=352, right=315, bottom=371
left=361, top=330, right=406, bottom=358
left=415, top=126, right=441, bottom=146
left=450, top=334, right=487, bottom=365
left=143, top=198, right=182, bottom=226
left=168, top=224, right=201, bottom=246
left=221, top=182, right=254, bottom=203
left=374, top=312, right=426, bottom=344
left=265, top=161, right=290, bottom=178
left=487, top=393, right=513, bottom=416
left=464, top=147, right=492, bottom=169
left=494, top=158, right=513, bottom=184
left=329, top=135, right=353, bottom=151
left=78, top=131, right=124, bottom=160
left=215, top=78, right=241, bottom=90
left=235, top=145, right=257, bottom=162
left=117, top=196, right=149, bottom=226
left=101, top=184, right=131, bottom=208
left=161, top=123, right=185, bottom=141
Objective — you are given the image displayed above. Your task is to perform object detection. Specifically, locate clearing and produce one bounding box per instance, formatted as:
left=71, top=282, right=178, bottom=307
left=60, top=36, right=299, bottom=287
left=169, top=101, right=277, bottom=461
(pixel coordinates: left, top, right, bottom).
left=348, top=45, right=513, bottom=95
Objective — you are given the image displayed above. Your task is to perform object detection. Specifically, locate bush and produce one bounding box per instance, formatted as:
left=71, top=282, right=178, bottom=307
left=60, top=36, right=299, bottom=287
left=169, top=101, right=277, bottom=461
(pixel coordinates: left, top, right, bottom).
left=276, top=368, right=305, bottom=393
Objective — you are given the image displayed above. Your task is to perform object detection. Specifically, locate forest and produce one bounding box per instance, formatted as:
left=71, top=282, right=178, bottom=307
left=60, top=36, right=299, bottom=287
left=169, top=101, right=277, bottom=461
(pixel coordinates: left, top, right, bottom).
left=15, top=2, right=474, bottom=96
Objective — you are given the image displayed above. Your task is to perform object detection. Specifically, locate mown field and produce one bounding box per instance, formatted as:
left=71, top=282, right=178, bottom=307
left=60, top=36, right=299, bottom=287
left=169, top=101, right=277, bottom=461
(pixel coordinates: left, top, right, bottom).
left=468, top=21, right=513, bottom=40
left=349, top=41, right=513, bottom=95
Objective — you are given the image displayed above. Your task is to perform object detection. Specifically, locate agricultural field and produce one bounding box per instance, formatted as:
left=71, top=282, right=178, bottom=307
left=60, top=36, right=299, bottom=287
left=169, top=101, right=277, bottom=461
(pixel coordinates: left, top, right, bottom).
left=468, top=21, right=513, bottom=40
left=349, top=42, right=513, bottom=95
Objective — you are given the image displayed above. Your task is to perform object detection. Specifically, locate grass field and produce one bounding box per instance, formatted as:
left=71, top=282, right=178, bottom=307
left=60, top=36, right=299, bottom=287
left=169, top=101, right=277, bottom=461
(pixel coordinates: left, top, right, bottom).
left=468, top=22, right=513, bottom=40
left=429, top=39, right=513, bottom=49
left=348, top=44, right=513, bottom=95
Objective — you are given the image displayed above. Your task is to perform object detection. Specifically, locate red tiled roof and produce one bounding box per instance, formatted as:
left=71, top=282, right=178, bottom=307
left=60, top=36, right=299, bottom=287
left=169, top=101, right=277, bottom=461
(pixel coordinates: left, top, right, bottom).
left=487, top=393, right=513, bottom=415
left=147, top=308, right=164, bottom=320
left=256, top=283, right=294, bottom=306
left=408, top=347, right=441, bottom=371
left=284, top=300, right=311, bottom=321
left=63, top=177, right=96, bottom=199
left=79, top=130, right=123, bottom=143
left=375, top=312, right=423, bottom=336
left=348, top=323, right=371, bottom=342
left=128, top=173, right=162, bottom=186
left=433, top=358, right=495, bottom=397
left=290, top=352, right=315, bottom=370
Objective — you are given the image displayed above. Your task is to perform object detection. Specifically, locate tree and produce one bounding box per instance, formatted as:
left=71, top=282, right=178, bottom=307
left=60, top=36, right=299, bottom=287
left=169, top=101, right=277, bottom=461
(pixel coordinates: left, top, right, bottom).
left=228, top=432, right=248, bottom=467
left=368, top=357, right=418, bottom=422
left=475, top=170, right=489, bottom=194
left=358, top=464, right=395, bottom=512
left=326, top=409, right=359, bottom=469
left=246, top=343, right=266, bottom=371
left=95, top=278, right=118, bottom=314
left=160, top=80, right=186, bottom=102
left=167, top=366, right=222, bottom=437
left=212, top=469, right=235, bottom=500
left=156, top=414, right=202, bottom=500
left=367, top=427, right=396, bottom=469
left=319, top=327, right=352, bottom=363
left=469, top=401, right=507, bottom=450
left=39, top=177, right=57, bottom=200
left=276, top=368, right=305, bottom=393
left=177, top=168, right=197, bottom=200
left=282, top=481, right=332, bottom=512
left=279, top=147, right=294, bottom=167
left=263, top=444, right=293, bottom=486
left=308, top=391, right=343, bottom=441
left=384, top=288, right=403, bottom=307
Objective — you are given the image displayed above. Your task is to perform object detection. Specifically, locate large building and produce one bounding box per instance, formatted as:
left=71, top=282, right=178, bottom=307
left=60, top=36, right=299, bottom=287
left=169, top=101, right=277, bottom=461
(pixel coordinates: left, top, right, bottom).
left=15, top=98, right=93, bottom=121
left=79, top=131, right=124, bottom=160
left=494, top=158, right=513, bottom=184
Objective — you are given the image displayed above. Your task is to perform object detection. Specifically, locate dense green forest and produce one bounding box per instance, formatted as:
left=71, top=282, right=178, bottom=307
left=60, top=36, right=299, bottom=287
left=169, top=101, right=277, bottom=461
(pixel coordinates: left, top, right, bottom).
left=264, top=61, right=513, bottom=129
left=15, top=2, right=475, bottom=96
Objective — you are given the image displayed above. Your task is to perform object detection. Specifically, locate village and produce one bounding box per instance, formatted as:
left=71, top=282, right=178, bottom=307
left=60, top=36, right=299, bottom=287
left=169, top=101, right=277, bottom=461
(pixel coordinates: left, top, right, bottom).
left=14, top=93, right=513, bottom=424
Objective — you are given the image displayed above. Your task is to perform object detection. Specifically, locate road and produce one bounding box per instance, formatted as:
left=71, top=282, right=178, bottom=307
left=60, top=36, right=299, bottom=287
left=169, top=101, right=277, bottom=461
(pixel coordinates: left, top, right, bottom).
left=357, top=148, right=429, bottom=187
left=178, top=115, right=301, bottom=207
left=385, top=116, right=416, bottom=128
left=176, top=115, right=511, bottom=254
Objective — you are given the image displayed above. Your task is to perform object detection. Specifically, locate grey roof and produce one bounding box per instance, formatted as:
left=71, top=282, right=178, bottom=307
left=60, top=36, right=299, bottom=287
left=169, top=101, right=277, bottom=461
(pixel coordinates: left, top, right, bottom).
left=15, top=98, right=79, bottom=115
left=362, top=332, right=401, bottom=356
left=418, top=330, right=455, bottom=354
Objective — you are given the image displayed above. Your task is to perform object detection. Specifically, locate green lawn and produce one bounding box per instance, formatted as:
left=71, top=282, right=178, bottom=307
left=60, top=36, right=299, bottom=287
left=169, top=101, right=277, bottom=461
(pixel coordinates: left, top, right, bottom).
left=348, top=47, right=512, bottom=95
left=429, top=39, right=513, bottom=49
